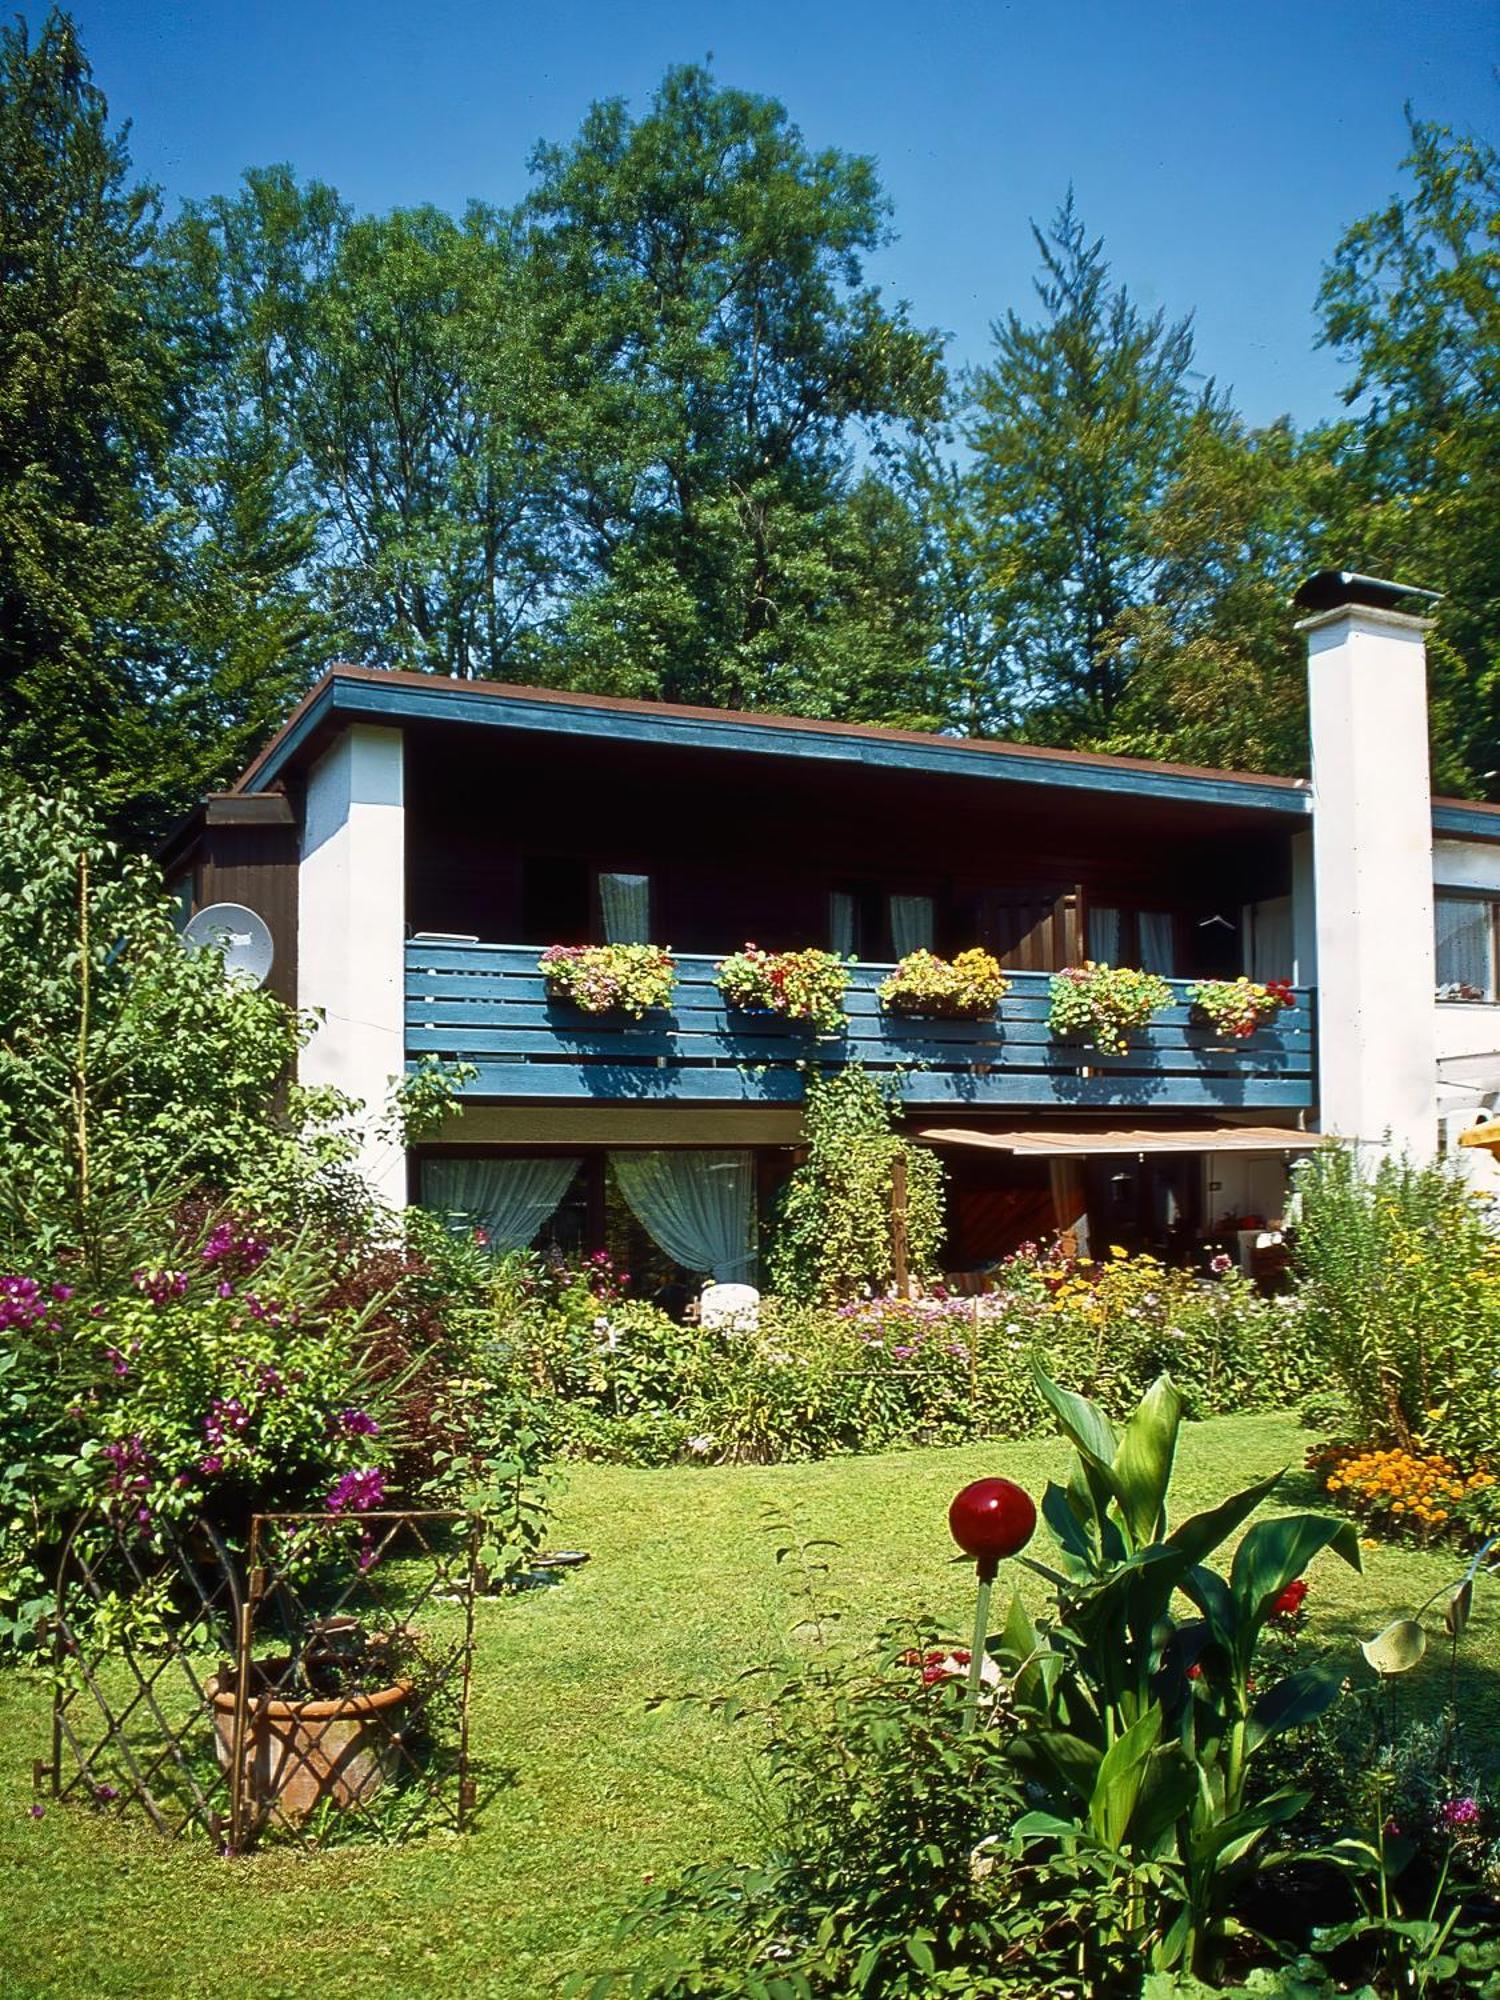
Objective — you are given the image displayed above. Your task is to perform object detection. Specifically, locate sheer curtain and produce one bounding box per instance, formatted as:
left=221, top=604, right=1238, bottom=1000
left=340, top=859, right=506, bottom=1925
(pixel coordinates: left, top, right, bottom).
left=1087, top=906, right=1122, bottom=964
left=422, top=1156, right=581, bottom=1252
left=1246, top=896, right=1294, bottom=982
left=599, top=873, right=651, bottom=943
left=828, top=889, right=857, bottom=958
left=889, top=894, right=935, bottom=958
left=1436, top=896, right=1495, bottom=999
left=1138, top=911, right=1177, bottom=976
left=611, top=1150, right=756, bottom=1282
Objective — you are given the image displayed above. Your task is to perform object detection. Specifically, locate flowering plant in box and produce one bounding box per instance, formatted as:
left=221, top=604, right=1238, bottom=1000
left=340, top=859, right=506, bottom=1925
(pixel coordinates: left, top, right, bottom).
left=715, top=944, right=850, bottom=1035
left=1047, top=961, right=1172, bottom=1055
left=878, top=948, right=1010, bottom=1019
left=538, top=943, right=676, bottom=1020
left=1186, top=975, right=1295, bottom=1039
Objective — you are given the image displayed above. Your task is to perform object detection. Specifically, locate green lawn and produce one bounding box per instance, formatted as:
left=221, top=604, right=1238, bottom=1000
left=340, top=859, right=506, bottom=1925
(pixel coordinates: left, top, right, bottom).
left=2, top=1414, right=1495, bottom=2000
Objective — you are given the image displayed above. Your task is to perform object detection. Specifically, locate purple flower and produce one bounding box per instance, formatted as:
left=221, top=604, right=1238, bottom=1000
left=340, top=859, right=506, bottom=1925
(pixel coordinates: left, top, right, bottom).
left=337, top=1408, right=380, bottom=1438
left=201, top=1221, right=269, bottom=1274
left=104, top=1346, right=130, bottom=1378
left=326, top=1467, right=386, bottom=1515
left=51, top=1283, right=74, bottom=1303
left=892, top=1345, right=915, bottom=1360
left=133, top=1268, right=188, bottom=1306
left=1439, top=1797, right=1482, bottom=1833
left=27, top=1803, right=43, bottom=1820
left=0, top=1275, right=46, bottom=1332
left=216, top=1281, right=233, bottom=1300
left=198, top=1454, right=223, bottom=1476
left=92, top=1783, right=118, bottom=1804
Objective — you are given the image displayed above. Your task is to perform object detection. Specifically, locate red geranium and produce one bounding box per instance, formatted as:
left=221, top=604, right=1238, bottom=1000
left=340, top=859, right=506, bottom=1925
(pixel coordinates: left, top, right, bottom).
left=1270, top=1578, right=1309, bottom=1623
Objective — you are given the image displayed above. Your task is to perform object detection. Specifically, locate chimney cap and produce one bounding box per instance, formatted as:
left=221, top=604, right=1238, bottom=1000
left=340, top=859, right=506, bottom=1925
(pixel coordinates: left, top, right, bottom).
left=1293, top=569, right=1443, bottom=615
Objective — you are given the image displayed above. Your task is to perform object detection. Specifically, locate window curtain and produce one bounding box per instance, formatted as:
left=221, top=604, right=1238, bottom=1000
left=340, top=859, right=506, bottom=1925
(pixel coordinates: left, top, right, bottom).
left=599, top=873, right=651, bottom=944
left=610, top=1150, right=756, bottom=1282
left=1138, top=911, right=1177, bottom=976
left=421, top=1156, right=581, bottom=1252
left=1436, top=896, right=1495, bottom=999
left=889, top=894, right=935, bottom=958
left=1087, top=905, right=1122, bottom=964
left=1246, top=896, right=1294, bottom=983
left=828, top=889, right=857, bottom=958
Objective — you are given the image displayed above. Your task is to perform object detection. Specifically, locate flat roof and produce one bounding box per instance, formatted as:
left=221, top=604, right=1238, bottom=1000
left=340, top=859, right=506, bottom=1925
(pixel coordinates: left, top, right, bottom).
left=228, top=663, right=1500, bottom=838
left=235, top=663, right=1314, bottom=817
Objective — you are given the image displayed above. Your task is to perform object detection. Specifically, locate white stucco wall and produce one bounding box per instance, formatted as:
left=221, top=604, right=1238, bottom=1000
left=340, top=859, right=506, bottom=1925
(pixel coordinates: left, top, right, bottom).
left=298, top=725, right=408, bottom=1206
left=1303, top=605, right=1438, bottom=1162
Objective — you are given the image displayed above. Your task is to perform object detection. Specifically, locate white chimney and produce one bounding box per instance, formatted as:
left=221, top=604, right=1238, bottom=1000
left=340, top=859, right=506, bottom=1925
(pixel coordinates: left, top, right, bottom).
left=1296, top=571, right=1441, bottom=1163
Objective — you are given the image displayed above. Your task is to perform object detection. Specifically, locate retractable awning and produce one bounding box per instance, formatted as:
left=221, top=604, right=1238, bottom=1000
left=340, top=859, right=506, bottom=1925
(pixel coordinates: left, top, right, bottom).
left=914, top=1126, right=1324, bottom=1157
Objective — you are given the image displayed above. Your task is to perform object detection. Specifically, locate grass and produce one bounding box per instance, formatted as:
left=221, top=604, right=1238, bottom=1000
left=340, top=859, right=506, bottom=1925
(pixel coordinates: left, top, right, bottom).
left=2, top=1413, right=1495, bottom=1999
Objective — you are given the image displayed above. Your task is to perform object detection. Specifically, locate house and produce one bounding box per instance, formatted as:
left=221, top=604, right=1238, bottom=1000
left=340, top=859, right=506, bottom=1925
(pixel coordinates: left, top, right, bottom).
left=159, top=572, right=1500, bottom=1295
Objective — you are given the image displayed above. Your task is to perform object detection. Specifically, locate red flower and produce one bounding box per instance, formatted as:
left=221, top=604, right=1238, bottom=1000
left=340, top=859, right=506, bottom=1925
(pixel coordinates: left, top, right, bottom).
left=1270, top=1578, right=1308, bottom=1622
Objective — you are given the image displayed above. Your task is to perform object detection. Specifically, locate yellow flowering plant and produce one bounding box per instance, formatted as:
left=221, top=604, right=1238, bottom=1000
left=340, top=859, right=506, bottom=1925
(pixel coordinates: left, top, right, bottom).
left=878, top=948, right=1010, bottom=1020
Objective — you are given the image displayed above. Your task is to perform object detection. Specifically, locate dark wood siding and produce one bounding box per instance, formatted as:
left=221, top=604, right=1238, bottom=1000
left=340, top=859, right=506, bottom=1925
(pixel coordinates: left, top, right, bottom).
left=192, top=811, right=300, bottom=1008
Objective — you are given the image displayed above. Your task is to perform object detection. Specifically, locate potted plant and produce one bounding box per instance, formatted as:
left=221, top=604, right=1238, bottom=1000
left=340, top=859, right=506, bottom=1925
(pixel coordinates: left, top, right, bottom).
left=1047, top=961, right=1173, bottom=1055
left=208, top=1619, right=416, bottom=1831
left=878, top=948, right=1009, bottom=1020
left=715, top=944, right=850, bottom=1035
left=538, top=943, right=676, bottom=1019
left=1186, top=975, right=1295, bottom=1039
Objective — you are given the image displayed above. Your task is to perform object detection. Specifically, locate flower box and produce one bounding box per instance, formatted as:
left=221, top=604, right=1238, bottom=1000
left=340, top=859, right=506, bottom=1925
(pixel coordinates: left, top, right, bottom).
left=538, top=943, right=676, bottom=1020
left=1047, top=962, right=1173, bottom=1055
left=715, top=944, right=850, bottom=1035
left=1185, top=976, right=1295, bottom=1040
left=878, top=948, right=1010, bottom=1020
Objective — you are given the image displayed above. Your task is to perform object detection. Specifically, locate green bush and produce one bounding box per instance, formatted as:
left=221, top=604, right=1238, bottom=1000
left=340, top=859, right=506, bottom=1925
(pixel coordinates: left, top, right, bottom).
left=1293, top=1146, right=1500, bottom=1467
left=769, top=1067, right=945, bottom=1303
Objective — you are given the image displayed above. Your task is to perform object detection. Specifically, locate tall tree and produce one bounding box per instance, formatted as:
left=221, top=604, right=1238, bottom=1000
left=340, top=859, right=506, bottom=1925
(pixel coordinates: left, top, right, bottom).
left=0, top=11, right=174, bottom=819
left=1316, top=113, right=1500, bottom=798
left=961, top=194, right=1222, bottom=741
left=521, top=65, right=945, bottom=718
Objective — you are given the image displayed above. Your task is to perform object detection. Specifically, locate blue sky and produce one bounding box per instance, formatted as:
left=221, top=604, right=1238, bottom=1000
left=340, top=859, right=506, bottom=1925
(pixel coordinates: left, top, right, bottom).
left=44, top=0, right=1500, bottom=427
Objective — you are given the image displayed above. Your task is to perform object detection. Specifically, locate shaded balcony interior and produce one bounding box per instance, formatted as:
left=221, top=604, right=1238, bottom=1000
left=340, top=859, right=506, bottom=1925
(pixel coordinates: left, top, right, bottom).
left=401, top=719, right=1305, bottom=980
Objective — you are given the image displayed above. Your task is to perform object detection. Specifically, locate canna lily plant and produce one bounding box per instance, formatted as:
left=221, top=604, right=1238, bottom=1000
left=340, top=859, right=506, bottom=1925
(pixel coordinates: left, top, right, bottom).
left=988, top=1366, right=1361, bottom=1985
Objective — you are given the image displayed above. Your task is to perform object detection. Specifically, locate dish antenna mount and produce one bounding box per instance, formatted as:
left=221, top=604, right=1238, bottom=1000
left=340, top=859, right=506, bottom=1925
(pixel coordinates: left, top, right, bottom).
left=182, top=902, right=274, bottom=988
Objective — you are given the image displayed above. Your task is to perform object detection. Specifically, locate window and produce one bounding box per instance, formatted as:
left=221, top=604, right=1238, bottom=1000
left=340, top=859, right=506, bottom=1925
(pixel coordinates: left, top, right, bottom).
left=1436, top=894, right=1499, bottom=1002
left=1086, top=906, right=1178, bottom=975
left=888, top=893, right=935, bottom=958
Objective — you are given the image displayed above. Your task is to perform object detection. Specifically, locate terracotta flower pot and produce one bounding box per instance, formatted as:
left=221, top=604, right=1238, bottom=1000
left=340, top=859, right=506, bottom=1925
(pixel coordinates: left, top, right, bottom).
left=208, top=1657, right=411, bottom=1829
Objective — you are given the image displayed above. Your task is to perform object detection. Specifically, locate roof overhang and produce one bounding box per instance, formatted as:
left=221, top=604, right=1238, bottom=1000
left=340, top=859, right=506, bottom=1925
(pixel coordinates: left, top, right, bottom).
left=234, top=667, right=1314, bottom=819
left=915, top=1125, right=1326, bottom=1157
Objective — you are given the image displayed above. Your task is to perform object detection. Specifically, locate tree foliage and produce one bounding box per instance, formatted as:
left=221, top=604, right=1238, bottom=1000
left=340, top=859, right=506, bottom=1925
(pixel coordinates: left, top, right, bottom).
left=1, top=17, right=1498, bottom=824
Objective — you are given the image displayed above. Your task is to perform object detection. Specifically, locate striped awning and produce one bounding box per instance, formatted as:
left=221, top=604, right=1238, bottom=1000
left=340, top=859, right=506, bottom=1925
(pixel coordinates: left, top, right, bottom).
left=914, top=1125, right=1324, bottom=1157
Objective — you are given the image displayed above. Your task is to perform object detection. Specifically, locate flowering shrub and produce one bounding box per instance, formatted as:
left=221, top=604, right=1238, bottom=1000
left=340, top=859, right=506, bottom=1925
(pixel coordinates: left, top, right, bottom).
left=1186, top=974, right=1296, bottom=1037
left=714, top=943, right=849, bottom=1035
left=1046, top=961, right=1173, bottom=1054
left=1309, top=1441, right=1498, bottom=1545
left=539, top=943, right=676, bottom=1018
left=877, top=948, right=1009, bottom=1019
left=485, top=1240, right=1318, bottom=1467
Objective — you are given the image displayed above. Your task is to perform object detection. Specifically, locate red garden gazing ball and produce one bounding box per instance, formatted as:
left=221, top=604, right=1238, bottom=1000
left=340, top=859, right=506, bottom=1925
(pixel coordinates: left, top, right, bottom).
left=949, top=1478, right=1037, bottom=1580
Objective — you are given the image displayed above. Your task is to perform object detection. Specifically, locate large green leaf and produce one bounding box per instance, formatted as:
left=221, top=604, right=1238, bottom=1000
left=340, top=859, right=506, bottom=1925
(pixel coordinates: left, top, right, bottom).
left=1033, top=1365, right=1120, bottom=1478
left=1110, top=1374, right=1183, bottom=1548
left=1009, top=1727, right=1103, bottom=1804
left=1245, top=1667, right=1345, bottom=1755
left=1167, top=1470, right=1285, bottom=1571
left=1229, top=1513, right=1361, bottom=1655
left=1091, top=1704, right=1163, bottom=1848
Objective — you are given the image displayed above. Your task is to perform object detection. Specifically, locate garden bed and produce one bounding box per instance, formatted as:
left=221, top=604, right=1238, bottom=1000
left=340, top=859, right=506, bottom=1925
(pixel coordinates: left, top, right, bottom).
left=4, top=1416, right=1496, bottom=2000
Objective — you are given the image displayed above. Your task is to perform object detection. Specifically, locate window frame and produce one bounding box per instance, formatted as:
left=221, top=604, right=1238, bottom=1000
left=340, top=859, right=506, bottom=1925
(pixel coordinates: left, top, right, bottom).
left=1434, top=891, right=1500, bottom=1003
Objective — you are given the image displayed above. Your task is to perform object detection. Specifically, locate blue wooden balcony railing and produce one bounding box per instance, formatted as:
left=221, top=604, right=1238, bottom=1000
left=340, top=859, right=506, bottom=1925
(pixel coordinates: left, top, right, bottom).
left=405, top=942, right=1316, bottom=1110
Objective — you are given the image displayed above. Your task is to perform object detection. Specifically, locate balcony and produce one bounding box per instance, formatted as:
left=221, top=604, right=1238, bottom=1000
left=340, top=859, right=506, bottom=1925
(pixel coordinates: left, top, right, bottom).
left=406, top=942, right=1316, bottom=1111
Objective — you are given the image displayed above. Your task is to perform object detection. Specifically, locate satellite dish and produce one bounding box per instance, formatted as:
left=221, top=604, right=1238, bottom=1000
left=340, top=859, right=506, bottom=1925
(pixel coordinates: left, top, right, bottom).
left=182, top=902, right=274, bottom=987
